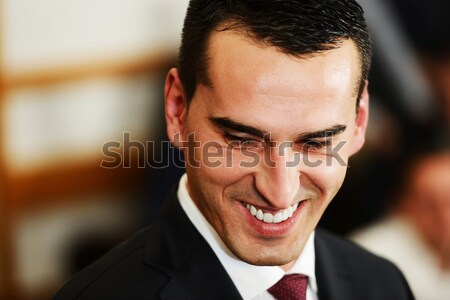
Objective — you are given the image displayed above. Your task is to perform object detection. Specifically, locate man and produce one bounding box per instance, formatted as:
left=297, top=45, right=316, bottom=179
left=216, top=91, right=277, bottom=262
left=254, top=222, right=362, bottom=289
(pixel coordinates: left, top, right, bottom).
left=351, top=149, right=450, bottom=300
left=54, top=1, right=414, bottom=299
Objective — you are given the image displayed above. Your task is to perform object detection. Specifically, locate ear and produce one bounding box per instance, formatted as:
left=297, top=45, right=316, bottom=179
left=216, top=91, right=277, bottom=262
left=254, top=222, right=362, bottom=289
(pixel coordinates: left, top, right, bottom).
left=165, top=68, right=188, bottom=148
left=349, top=81, right=369, bottom=156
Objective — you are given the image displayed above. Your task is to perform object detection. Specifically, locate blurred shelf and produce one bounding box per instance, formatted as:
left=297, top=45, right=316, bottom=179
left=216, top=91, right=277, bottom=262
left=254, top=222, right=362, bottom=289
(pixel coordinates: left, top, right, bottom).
left=4, top=158, right=148, bottom=216
left=0, top=48, right=172, bottom=299
left=1, top=50, right=176, bottom=89
left=0, top=155, right=150, bottom=299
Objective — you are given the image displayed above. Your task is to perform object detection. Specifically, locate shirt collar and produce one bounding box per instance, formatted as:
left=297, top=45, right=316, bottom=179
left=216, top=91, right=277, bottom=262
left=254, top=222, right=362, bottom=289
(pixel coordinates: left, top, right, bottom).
left=177, top=174, right=317, bottom=300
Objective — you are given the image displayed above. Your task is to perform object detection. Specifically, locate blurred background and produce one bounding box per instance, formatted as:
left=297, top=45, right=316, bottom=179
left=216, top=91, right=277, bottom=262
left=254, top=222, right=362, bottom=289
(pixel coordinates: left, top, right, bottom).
left=0, top=0, right=448, bottom=299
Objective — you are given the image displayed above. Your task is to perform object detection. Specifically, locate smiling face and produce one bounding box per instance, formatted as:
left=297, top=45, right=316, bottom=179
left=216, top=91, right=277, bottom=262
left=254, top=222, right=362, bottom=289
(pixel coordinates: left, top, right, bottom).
left=165, top=31, right=369, bottom=270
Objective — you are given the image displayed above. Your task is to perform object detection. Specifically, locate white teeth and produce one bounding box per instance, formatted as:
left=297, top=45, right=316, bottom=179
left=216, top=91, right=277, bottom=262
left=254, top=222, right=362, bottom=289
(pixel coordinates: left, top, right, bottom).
left=244, top=201, right=302, bottom=224
left=263, top=213, right=274, bottom=223
left=256, top=209, right=264, bottom=221
left=273, top=212, right=283, bottom=223
left=287, top=206, right=293, bottom=217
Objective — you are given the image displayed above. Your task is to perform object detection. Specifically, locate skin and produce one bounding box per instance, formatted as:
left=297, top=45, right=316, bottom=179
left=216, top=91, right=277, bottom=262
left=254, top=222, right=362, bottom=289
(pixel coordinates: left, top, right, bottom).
left=399, top=153, right=450, bottom=269
left=165, top=31, right=369, bottom=270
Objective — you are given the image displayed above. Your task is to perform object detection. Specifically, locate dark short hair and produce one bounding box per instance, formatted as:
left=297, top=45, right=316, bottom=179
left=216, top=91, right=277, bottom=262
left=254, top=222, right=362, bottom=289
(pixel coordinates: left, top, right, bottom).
left=178, top=0, right=372, bottom=105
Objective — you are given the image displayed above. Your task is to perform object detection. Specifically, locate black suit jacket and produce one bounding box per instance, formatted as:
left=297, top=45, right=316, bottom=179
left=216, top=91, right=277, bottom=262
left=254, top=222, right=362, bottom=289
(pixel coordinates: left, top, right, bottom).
left=54, top=188, right=414, bottom=300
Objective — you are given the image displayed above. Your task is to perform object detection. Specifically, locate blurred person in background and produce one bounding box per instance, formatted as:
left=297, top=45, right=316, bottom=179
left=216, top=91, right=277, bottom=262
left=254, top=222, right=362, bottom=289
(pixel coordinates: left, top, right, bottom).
left=351, top=148, right=450, bottom=300
left=320, top=0, right=450, bottom=236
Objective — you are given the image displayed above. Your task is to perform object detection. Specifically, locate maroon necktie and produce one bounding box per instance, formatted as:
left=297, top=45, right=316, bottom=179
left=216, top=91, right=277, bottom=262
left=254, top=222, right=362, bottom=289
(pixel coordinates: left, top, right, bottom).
left=268, top=274, right=308, bottom=300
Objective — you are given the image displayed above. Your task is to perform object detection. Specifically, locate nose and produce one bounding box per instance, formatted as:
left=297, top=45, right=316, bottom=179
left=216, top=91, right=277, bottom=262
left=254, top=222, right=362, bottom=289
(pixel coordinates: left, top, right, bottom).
left=254, top=145, right=300, bottom=208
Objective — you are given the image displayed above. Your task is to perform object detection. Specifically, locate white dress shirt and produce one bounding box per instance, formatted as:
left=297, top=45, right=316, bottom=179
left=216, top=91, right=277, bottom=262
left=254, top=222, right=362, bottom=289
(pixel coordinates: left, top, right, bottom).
left=177, top=174, right=318, bottom=300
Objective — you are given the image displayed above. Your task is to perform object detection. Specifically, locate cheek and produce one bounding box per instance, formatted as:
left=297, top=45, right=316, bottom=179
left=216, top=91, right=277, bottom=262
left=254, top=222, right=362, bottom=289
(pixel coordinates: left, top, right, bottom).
left=307, top=134, right=353, bottom=197
left=185, top=138, right=250, bottom=189
left=302, top=157, right=348, bottom=202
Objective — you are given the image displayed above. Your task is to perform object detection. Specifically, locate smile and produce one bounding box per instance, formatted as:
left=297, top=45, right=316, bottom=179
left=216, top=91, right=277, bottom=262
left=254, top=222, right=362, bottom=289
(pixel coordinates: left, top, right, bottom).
left=243, top=202, right=300, bottom=224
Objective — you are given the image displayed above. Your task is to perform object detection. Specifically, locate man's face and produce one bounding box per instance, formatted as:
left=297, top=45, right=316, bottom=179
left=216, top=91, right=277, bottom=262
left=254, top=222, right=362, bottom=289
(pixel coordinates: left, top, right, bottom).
left=405, top=154, right=450, bottom=266
left=165, top=31, right=368, bottom=269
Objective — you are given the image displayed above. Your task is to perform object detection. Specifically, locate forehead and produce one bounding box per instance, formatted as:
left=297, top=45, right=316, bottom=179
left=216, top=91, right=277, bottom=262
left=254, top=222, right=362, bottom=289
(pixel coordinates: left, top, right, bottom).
left=207, top=31, right=360, bottom=89
left=193, top=30, right=361, bottom=133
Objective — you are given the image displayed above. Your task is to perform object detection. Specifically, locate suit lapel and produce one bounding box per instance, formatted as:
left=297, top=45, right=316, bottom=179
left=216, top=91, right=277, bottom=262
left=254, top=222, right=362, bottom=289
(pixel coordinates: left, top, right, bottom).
left=159, top=239, right=243, bottom=300
left=315, top=229, right=355, bottom=300
left=143, top=187, right=242, bottom=300
left=143, top=188, right=359, bottom=300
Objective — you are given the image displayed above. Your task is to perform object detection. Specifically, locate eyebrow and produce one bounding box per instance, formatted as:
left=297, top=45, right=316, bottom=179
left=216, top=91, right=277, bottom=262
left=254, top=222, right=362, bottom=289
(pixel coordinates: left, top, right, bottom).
left=296, top=124, right=347, bottom=141
left=209, top=117, right=266, bottom=138
left=208, top=116, right=347, bottom=141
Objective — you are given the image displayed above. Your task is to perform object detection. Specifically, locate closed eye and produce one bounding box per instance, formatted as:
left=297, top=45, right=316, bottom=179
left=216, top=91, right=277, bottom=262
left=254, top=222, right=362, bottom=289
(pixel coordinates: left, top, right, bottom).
left=299, top=139, right=332, bottom=151
left=224, top=133, right=264, bottom=149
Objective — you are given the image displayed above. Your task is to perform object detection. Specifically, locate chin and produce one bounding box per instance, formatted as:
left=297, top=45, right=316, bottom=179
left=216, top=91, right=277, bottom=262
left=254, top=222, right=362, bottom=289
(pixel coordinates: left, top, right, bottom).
left=232, top=245, right=299, bottom=267
left=248, top=257, right=294, bottom=267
